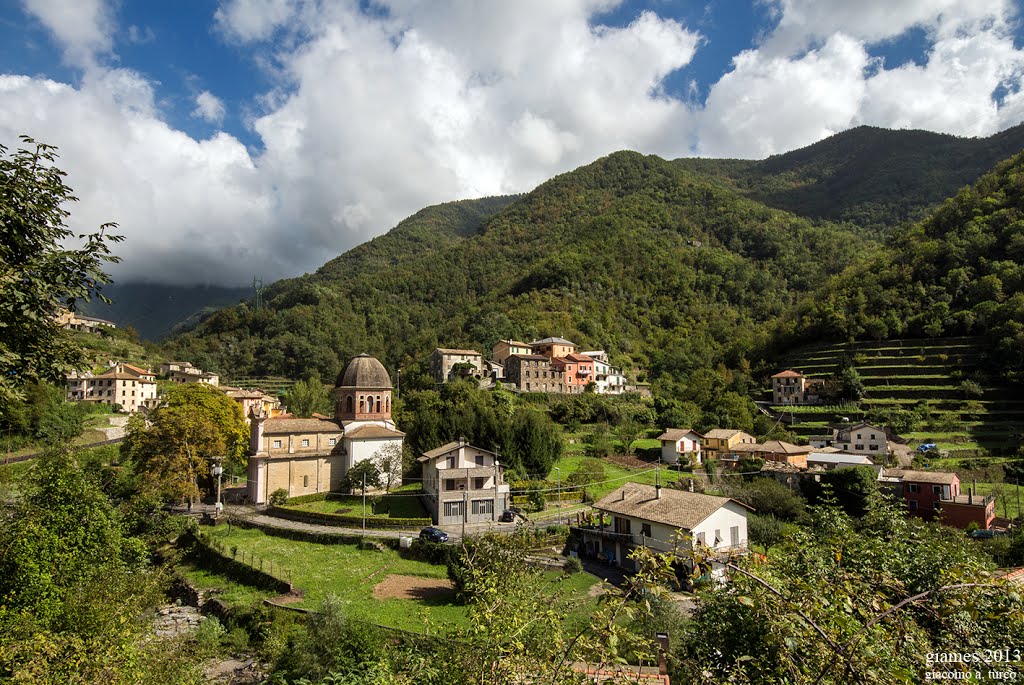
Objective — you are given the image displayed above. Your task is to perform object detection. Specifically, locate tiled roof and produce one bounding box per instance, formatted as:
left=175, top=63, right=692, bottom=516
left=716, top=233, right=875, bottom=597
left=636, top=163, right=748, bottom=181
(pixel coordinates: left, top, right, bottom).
left=703, top=428, right=748, bottom=440
left=594, top=483, right=751, bottom=530
left=771, top=369, right=804, bottom=378
left=507, top=353, right=550, bottom=361
left=807, top=453, right=875, bottom=465
left=345, top=424, right=405, bottom=439
left=531, top=337, right=575, bottom=346
left=418, top=440, right=498, bottom=462
left=565, top=353, right=594, bottom=363
left=436, top=348, right=481, bottom=356
left=885, top=469, right=958, bottom=485
left=759, top=440, right=811, bottom=455
left=495, top=339, right=530, bottom=348
left=657, top=428, right=701, bottom=442
left=761, top=461, right=801, bottom=473
left=93, top=371, right=156, bottom=383
left=119, top=363, right=153, bottom=376
left=264, top=417, right=342, bottom=434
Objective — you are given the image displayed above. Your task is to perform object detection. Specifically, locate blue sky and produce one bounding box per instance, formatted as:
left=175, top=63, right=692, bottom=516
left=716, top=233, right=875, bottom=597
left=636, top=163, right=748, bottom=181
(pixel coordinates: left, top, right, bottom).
left=2, top=0, right=1023, bottom=286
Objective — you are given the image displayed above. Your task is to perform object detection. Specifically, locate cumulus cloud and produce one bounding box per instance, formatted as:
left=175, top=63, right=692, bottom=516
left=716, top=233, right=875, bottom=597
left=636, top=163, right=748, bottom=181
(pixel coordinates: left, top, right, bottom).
left=193, top=91, right=227, bottom=123
left=22, top=0, right=115, bottom=66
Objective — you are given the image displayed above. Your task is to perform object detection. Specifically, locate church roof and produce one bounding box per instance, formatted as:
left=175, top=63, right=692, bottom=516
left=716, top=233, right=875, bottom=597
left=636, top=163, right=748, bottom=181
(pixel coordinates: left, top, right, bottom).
left=263, top=417, right=342, bottom=434
left=335, top=353, right=392, bottom=389
left=345, top=424, right=405, bottom=439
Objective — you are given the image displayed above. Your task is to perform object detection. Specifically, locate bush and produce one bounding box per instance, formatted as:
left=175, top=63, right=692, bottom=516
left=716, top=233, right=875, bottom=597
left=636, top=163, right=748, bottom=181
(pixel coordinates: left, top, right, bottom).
left=269, top=488, right=289, bottom=506
left=563, top=556, right=583, bottom=574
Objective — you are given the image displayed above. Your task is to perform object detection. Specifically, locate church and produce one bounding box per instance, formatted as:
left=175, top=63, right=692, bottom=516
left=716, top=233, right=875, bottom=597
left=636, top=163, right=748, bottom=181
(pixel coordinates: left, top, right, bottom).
left=246, top=354, right=405, bottom=504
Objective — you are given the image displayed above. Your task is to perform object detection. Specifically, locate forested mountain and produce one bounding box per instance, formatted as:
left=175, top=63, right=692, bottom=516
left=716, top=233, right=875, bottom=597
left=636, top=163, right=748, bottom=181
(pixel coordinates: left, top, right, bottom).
left=164, top=151, right=874, bottom=393
left=783, top=148, right=1024, bottom=380
left=675, top=123, right=1024, bottom=234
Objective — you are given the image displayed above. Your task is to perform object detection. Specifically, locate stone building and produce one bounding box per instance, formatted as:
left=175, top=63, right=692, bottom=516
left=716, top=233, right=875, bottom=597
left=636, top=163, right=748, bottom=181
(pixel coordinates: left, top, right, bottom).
left=246, top=354, right=405, bottom=504
left=430, top=347, right=483, bottom=383
left=503, top=353, right=567, bottom=393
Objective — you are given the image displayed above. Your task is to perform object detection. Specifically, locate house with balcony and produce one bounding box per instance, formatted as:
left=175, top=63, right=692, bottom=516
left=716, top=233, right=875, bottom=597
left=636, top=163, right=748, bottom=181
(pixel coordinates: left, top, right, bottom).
left=884, top=469, right=995, bottom=529
left=581, top=350, right=628, bottom=394
left=808, top=422, right=892, bottom=459
left=574, top=483, right=751, bottom=575
left=702, top=429, right=757, bottom=461
left=657, top=428, right=703, bottom=465
left=418, top=438, right=510, bottom=526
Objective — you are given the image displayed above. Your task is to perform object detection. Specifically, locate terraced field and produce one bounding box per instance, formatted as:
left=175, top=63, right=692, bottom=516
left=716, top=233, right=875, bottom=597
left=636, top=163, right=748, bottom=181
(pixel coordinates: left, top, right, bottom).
left=766, top=337, right=1023, bottom=458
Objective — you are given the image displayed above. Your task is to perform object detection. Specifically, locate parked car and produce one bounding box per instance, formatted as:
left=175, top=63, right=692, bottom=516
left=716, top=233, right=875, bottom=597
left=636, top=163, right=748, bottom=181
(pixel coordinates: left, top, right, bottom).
left=419, top=526, right=449, bottom=543
left=499, top=509, right=516, bottom=522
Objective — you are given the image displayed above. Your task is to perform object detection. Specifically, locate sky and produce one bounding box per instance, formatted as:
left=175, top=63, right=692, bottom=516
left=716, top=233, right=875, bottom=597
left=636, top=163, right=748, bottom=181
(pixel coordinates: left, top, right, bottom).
left=2, top=0, right=1024, bottom=287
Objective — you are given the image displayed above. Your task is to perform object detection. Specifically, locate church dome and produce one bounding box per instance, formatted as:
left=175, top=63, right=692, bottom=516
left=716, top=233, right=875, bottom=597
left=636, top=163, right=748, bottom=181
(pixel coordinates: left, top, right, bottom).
left=335, top=353, right=392, bottom=388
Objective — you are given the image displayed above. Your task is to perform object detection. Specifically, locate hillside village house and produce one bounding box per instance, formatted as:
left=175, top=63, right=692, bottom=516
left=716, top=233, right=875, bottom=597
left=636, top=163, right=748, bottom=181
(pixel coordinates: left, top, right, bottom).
left=167, top=367, right=220, bottom=386
left=530, top=336, right=577, bottom=359
left=808, top=422, right=890, bottom=459
left=66, top=362, right=158, bottom=413
left=54, top=308, right=116, bottom=334
left=575, top=483, right=751, bottom=576
left=221, top=386, right=284, bottom=423
left=504, top=353, right=567, bottom=393
left=884, top=469, right=995, bottom=530
left=430, top=347, right=484, bottom=383
left=701, top=429, right=756, bottom=460
left=491, top=339, right=532, bottom=365
left=418, top=438, right=510, bottom=526
left=657, top=428, right=703, bottom=465
left=246, top=354, right=405, bottom=504
left=581, top=350, right=628, bottom=394
left=771, top=369, right=821, bottom=405
left=551, top=353, right=595, bottom=393
left=806, top=452, right=879, bottom=472
left=726, top=440, right=813, bottom=469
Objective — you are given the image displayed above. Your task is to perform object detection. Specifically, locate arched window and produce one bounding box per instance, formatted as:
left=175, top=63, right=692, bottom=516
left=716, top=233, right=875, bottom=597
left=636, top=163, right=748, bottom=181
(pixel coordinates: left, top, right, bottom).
left=385, top=396, right=390, bottom=413
left=376, top=396, right=382, bottom=413
left=346, top=395, right=354, bottom=413
left=358, top=395, right=365, bottom=413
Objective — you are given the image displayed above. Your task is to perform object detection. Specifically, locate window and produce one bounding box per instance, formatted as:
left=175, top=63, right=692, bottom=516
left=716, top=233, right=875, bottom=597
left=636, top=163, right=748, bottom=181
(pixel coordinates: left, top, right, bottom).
left=908, top=500, right=918, bottom=511
left=475, top=455, right=485, bottom=466
left=907, top=483, right=919, bottom=494
left=695, top=531, right=706, bottom=545
left=346, top=395, right=354, bottom=413
left=473, top=477, right=486, bottom=489
left=614, top=517, right=631, bottom=535
left=933, top=485, right=943, bottom=496
left=444, top=501, right=464, bottom=517
left=857, top=433, right=862, bottom=440
left=730, top=526, right=740, bottom=547
left=301, top=439, right=310, bottom=448
left=273, top=439, right=282, bottom=449
left=471, top=499, right=493, bottom=515
left=303, top=475, right=309, bottom=487
left=855, top=444, right=864, bottom=450
left=869, top=444, right=878, bottom=451
left=444, top=479, right=462, bottom=491
left=714, top=529, right=722, bottom=546
left=640, top=523, right=652, bottom=538
left=329, top=438, right=337, bottom=446
left=447, top=456, right=457, bottom=469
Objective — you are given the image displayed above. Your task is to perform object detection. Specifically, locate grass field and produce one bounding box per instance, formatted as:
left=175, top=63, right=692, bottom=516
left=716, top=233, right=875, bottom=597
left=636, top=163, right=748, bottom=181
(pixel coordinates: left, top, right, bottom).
left=177, top=562, right=277, bottom=607
left=198, top=526, right=600, bottom=632
left=972, top=482, right=1024, bottom=520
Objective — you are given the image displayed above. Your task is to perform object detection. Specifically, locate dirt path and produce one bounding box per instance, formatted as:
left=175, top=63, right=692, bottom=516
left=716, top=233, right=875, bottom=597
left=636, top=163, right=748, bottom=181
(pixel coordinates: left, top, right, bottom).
left=372, top=574, right=455, bottom=600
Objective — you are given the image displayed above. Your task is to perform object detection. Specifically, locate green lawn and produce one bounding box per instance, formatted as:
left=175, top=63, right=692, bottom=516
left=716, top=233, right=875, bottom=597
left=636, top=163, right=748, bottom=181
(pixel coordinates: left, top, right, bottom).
left=200, top=526, right=601, bottom=633
left=972, top=482, right=1024, bottom=520
left=288, top=493, right=428, bottom=519
left=546, top=453, right=694, bottom=501
left=177, top=562, right=276, bottom=607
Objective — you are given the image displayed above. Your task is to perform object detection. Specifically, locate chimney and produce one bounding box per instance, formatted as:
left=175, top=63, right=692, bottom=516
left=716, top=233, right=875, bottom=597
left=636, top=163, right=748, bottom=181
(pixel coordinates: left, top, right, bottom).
left=655, top=633, right=670, bottom=675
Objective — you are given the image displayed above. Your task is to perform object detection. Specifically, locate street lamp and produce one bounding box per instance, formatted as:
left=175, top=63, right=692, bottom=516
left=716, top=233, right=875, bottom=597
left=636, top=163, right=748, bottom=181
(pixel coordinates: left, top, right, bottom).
left=554, top=466, right=561, bottom=524
left=212, top=457, right=224, bottom=518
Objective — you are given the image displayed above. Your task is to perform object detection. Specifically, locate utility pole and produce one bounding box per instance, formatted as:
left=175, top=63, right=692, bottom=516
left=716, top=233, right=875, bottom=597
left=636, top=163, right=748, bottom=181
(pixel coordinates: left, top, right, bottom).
left=555, top=466, right=561, bottom=525
left=361, top=472, right=366, bottom=541
left=212, top=457, right=224, bottom=518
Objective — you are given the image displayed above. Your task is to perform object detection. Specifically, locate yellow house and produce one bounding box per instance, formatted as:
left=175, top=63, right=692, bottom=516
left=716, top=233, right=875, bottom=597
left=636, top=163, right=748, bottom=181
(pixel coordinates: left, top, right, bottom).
left=701, top=429, right=756, bottom=460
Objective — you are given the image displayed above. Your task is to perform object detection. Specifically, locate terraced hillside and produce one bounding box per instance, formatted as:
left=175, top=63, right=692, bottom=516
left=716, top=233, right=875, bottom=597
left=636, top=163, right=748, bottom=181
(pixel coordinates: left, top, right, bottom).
left=766, top=337, right=1023, bottom=458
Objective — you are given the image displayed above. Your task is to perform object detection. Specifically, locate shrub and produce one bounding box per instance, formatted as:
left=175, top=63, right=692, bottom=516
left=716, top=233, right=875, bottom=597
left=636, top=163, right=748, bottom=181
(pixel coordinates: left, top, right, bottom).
left=563, top=556, right=583, bottom=574
left=269, top=488, right=289, bottom=506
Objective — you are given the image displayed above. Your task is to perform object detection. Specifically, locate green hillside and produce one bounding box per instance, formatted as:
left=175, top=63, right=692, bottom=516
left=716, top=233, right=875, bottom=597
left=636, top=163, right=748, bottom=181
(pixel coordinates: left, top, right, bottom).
left=768, top=336, right=1022, bottom=458
left=165, top=151, right=873, bottom=392
left=674, top=123, right=1024, bottom=235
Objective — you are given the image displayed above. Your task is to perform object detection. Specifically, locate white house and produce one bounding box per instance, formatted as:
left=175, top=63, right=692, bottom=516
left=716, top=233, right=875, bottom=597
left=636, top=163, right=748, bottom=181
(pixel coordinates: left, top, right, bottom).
left=577, top=483, right=751, bottom=575
left=417, top=438, right=510, bottom=527
left=808, top=422, right=890, bottom=459
left=581, top=350, right=628, bottom=395
left=656, top=428, right=703, bottom=465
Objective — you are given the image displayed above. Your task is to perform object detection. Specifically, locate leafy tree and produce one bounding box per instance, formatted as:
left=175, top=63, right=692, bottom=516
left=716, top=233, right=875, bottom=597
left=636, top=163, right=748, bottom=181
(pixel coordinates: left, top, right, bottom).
left=345, top=459, right=382, bottom=493
left=0, top=137, right=121, bottom=417
left=805, top=466, right=881, bottom=518
left=372, top=442, right=404, bottom=492
left=507, top=409, right=562, bottom=477
left=838, top=364, right=866, bottom=401
left=726, top=477, right=807, bottom=522
left=586, top=422, right=614, bottom=458
left=284, top=372, right=331, bottom=417
left=614, top=420, right=642, bottom=456
left=748, top=513, right=786, bottom=555
left=123, top=384, right=247, bottom=503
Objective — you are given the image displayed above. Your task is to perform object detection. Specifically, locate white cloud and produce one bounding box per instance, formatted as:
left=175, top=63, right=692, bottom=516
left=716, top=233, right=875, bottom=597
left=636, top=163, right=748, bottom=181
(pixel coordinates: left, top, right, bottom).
left=214, top=0, right=303, bottom=42
left=22, top=0, right=115, bottom=66
left=193, top=91, right=227, bottom=123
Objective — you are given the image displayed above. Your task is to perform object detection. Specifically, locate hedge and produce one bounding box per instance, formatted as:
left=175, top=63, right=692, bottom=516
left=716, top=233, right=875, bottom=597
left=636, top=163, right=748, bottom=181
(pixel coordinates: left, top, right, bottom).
left=269, top=505, right=431, bottom=528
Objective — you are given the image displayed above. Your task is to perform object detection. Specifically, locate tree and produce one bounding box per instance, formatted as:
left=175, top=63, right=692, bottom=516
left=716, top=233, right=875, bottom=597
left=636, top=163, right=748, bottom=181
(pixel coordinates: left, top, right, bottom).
left=507, top=409, right=562, bottom=477
left=284, top=372, right=331, bottom=418
left=614, top=420, right=642, bottom=456
left=747, top=513, right=786, bottom=555
left=726, top=477, right=807, bottom=522
left=838, top=364, right=866, bottom=401
left=372, top=442, right=404, bottom=492
left=345, top=459, right=382, bottom=493
left=123, top=384, right=247, bottom=503
left=0, top=137, right=121, bottom=417
left=806, top=466, right=880, bottom=517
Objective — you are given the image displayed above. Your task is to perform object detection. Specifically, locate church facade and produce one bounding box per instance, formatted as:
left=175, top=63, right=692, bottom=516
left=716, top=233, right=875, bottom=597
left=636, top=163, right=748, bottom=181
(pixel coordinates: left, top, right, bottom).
left=246, top=354, right=405, bottom=504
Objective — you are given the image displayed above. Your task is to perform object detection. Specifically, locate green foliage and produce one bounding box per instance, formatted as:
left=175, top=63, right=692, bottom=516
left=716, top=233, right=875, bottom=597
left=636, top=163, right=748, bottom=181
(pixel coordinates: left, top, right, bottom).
left=675, top=498, right=1023, bottom=683
left=345, top=459, right=382, bottom=493
left=804, top=466, right=882, bottom=518
left=725, top=477, right=807, bottom=522
left=747, top=514, right=787, bottom=555
left=123, top=384, right=247, bottom=504
left=284, top=372, right=332, bottom=418
left=0, top=137, right=121, bottom=417
left=269, top=488, right=289, bottom=506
